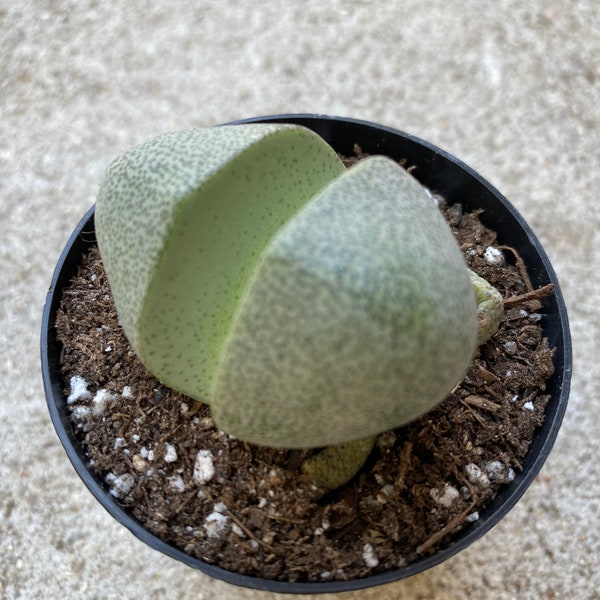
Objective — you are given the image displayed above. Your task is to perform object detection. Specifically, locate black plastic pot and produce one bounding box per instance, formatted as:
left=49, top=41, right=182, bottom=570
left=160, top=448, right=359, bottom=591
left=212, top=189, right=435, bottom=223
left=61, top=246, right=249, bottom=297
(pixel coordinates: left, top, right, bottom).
left=41, top=115, right=571, bottom=594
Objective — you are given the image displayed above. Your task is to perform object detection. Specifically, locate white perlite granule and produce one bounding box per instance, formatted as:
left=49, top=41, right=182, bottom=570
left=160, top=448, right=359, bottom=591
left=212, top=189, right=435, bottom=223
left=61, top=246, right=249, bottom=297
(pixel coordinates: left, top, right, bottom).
left=106, top=472, right=135, bottom=499
left=67, top=375, right=91, bottom=404
left=163, top=443, right=178, bottom=463
left=485, top=461, right=516, bottom=484
left=484, top=246, right=505, bottom=266
left=92, top=389, right=116, bottom=416
left=204, top=508, right=228, bottom=538
left=193, top=450, right=215, bottom=484
left=430, top=484, right=460, bottom=508
left=465, top=463, right=491, bottom=488
left=362, top=543, right=379, bottom=568
left=169, top=475, right=186, bottom=493
left=71, top=405, right=92, bottom=429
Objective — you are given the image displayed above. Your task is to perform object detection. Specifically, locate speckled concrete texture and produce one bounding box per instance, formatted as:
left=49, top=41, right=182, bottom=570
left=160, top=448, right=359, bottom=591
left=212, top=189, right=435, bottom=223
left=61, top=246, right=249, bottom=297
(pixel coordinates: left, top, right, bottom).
left=1, top=1, right=598, bottom=598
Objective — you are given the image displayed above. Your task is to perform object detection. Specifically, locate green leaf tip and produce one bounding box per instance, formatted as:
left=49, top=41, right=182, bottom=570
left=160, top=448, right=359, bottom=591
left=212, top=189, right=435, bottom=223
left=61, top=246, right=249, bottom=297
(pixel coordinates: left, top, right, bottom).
left=96, top=124, right=479, bottom=451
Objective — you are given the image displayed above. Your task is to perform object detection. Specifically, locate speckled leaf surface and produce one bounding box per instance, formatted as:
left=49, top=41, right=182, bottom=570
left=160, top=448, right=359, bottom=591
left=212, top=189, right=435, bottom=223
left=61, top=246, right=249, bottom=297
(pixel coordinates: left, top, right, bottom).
left=95, top=124, right=345, bottom=399
left=213, top=156, right=478, bottom=448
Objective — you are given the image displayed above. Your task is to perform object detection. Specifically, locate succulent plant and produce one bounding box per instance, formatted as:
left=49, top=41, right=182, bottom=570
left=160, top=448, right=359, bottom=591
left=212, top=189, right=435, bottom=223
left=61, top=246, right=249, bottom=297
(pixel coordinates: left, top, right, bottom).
left=95, top=123, right=503, bottom=489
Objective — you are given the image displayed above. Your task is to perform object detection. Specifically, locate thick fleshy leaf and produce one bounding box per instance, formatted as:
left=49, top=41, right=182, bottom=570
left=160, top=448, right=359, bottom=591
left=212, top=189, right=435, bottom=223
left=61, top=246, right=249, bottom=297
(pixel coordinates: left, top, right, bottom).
left=212, top=156, right=478, bottom=448
left=95, top=124, right=345, bottom=399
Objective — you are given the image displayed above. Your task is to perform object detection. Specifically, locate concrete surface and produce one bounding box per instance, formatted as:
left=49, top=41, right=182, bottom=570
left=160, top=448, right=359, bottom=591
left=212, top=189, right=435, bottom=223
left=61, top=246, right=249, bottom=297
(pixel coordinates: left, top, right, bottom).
left=1, top=1, right=598, bottom=598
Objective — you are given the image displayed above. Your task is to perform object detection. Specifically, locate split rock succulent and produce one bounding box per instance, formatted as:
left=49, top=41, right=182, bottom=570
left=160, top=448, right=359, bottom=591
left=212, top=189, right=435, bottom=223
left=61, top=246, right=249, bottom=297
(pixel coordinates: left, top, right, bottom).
left=95, top=123, right=479, bottom=450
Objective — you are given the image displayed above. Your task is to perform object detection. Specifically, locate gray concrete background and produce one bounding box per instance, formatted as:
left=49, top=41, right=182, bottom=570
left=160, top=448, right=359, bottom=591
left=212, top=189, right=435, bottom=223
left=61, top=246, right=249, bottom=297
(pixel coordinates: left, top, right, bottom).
left=1, top=1, right=598, bottom=598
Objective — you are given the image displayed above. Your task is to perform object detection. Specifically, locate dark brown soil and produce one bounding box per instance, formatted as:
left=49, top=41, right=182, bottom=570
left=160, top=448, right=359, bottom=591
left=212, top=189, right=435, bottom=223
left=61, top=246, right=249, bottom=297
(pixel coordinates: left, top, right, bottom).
left=56, top=172, right=555, bottom=583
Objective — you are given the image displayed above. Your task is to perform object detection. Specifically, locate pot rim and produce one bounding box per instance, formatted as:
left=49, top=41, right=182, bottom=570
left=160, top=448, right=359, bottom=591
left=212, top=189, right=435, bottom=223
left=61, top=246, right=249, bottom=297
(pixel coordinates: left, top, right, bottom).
left=41, top=114, right=572, bottom=594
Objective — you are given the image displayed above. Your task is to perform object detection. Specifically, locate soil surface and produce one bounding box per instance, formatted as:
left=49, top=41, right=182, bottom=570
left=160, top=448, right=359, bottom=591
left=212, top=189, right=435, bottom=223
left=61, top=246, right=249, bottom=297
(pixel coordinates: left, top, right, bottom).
left=56, top=160, right=555, bottom=583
